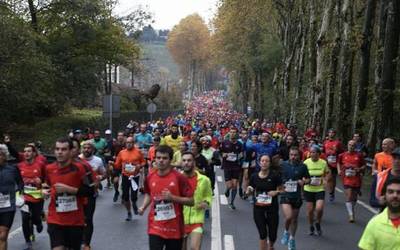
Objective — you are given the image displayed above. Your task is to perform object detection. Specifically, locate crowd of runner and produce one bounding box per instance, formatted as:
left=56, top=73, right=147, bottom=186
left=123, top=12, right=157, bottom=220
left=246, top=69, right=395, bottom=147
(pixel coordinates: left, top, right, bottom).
left=0, top=90, right=399, bottom=250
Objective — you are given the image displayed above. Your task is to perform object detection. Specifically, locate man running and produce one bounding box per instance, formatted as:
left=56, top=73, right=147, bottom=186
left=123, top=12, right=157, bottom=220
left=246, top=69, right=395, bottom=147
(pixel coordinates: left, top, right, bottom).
left=138, top=145, right=194, bottom=250
left=161, top=124, right=183, bottom=153
left=0, top=144, right=23, bottom=250
left=280, top=147, right=310, bottom=250
left=220, top=128, right=243, bottom=210
left=303, top=146, right=330, bottom=236
left=17, top=144, right=46, bottom=249
left=337, top=140, right=365, bottom=223
left=79, top=140, right=106, bottom=250
left=322, top=129, right=343, bottom=202
left=181, top=152, right=212, bottom=250
left=109, top=131, right=126, bottom=202
left=372, top=138, right=395, bottom=175
left=114, top=137, right=146, bottom=221
left=44, top=138, right=95, bottom=250
left=359, top=178, right=400, bottom=249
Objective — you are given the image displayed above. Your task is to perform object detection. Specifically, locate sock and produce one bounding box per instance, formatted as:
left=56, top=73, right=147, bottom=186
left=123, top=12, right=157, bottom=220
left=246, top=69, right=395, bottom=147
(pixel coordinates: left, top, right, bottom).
left=345, top=202, right=353, bottom=216
left=289, top=235, right=294, bottom=240
left=231, top=188, right=237, bottom=204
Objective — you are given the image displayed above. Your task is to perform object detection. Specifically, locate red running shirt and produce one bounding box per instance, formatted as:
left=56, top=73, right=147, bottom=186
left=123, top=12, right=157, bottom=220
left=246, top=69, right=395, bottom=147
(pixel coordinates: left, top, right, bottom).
left=144, top=169, right=194, bottom=239
left=18, top=161, right=45, bottom=203
left=323, top=139, right=343, bottom=168
left=45, top=161, right=89, bottom=226
left=338, top=152, right=365, bottom=187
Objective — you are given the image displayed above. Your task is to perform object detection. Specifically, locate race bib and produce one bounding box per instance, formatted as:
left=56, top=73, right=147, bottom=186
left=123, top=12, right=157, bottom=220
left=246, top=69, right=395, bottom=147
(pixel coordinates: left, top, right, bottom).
left=124, top=163, right=136, bottom=172
left=345, top=168, right=356, bottom=177
left=256, top=193, right=272, bottom=206
left=140, top=148, right=148, bottom=158
left=310, top=176, right=322, bottom=186
left=154, top=202, right=176, bottom=221
left=327, top=155, right=337, bottom=164
left=285, top=181, right=298, bottom=193
left=0, top=193, right=11, bottom=208
left=130, top=178, right=138, bottom=191
left=21, top=204, right=29, bottom=213
left=56, top=195, right=78, bottom=213
left=226, top=153, right=237, bottom=162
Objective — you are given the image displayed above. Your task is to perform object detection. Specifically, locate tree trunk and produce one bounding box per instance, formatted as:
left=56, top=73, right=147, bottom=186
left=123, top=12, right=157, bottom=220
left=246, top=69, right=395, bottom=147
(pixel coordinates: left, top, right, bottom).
left=258, top=71, right=265, bottom=119
left=377, top=0, right=400, bottom=141
left=323, top=0, right=341, bottom=139
left=352, top=0, right=377, bottom=133
left=27, top=0, right=38, bottom=31
left=272, top=69, right=280, bottom=121
left=306, top=0, right=318, bottom=128
left=369, top=0, right=387, bottom=151
left=312, top=0, right=335, bottom=133
left=337, top=0, right=354, bottom=141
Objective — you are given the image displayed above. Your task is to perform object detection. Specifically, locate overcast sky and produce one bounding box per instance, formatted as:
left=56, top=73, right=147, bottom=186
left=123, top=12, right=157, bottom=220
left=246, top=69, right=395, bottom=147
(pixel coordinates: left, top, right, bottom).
left=115, top=0, right=218, bottom=30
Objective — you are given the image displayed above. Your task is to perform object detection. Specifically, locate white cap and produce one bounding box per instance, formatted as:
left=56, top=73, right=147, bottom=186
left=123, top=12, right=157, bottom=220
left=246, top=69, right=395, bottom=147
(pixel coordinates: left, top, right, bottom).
left=105, top=129, right=112, bottom=135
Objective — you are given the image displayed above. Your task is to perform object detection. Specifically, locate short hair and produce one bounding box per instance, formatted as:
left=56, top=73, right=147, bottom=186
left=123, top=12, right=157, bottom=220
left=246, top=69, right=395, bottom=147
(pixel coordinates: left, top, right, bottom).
left=71, top=138, right=81, bottom=149
left=383, top=177, right=400, bottom=195
left=289, top=146, right=300, bottom=153
left=181, top=151, right=195, bottom=159
left=82, top=140, right=95, bottom=148
left=153, top=136, right=161, bottom=142
left=56, top=137, right=73, bottom=150
left=24, top=144, right=37, bottom=153
left=155, top=145, right=174, bottom=160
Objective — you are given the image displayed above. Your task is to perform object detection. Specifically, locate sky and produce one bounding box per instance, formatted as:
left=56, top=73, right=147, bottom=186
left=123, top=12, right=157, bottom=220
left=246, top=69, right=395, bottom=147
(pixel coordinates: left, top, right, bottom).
left=115, top=0, right=218, bottom=30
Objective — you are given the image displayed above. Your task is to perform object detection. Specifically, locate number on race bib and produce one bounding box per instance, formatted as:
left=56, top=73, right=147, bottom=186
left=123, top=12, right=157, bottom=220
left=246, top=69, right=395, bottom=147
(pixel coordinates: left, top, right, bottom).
left=284, top=181, right=298, bottom=193
left=226, top=153, right=237, bottom=162
left=345, top=168, right=356, bottom=177
left=327, top=155, right=337, bottom=164
left=256, top=193, right=272, bottom=206
left=56, top=195, right=78, bottom=213
left=310, top=177, right=322, bottom=186
left=0, top=193, right=11, bottom=208
left=124, top=163, right=136, bottom=172
left=154, top=202, right=176, bottom=221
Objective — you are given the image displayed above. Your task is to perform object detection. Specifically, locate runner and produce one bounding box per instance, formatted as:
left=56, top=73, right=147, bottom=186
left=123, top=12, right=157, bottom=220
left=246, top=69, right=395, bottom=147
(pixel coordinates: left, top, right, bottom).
left=17, top=144, right=46, bottom=249
left=372, top=138, right=395, bottom=175
left=200, top=136, right=220, bottom=193
left=91, top=130, right=108, bottom=158
left=43, top=138, right=95, bottom=250
left=171, top=141, right=188, bottom=168
left=280, top=147, right=310, bottom=250
left=337, top=140, right=365, bottom=223
left=109, top=131, right=126, bottom=202
left=246, top=154, right=283, bottom=250
left=322, top=129, right=343, bottom=202
left=303, top=146, right=330, bottom=236
left=358, top=178, right=400, bottom=249
left=148, top=137, right=161, bottom=169
left=135, top=124, right=153, bottom=193
left=0, top=144, right=24, bottom=250
left=114, top=137, right=146, bottom=221
left=220, top=128, right=243, bottom=210
left=79, top=140, right=106, bottom=250
left=181, top=152, right=212, bottom=250
left=372, top=148, right=400, bottom=209
left=161, top=124, right=183, bottom=153
left=138, top=145, right=194, bottom=250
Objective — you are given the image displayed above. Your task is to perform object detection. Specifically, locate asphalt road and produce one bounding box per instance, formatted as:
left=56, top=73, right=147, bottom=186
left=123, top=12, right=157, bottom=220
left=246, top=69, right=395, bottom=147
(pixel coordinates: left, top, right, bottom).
left=8, top=168, right=377, bottom=250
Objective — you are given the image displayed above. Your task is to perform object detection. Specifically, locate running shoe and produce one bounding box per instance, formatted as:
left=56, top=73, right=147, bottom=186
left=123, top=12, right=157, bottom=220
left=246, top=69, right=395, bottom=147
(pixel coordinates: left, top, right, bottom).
left=309, top=225, right=315, bottom=236
left=288, top=238, right=296, bottom=250
left=126, top=212, right=132, bottom=221
left=315, top=223, right=322, bottom=236
left=280, top=231, right=289, bottom=245
left=228, top=203, right=236, bottom=210
left=113, top=191, right=119, bottom=202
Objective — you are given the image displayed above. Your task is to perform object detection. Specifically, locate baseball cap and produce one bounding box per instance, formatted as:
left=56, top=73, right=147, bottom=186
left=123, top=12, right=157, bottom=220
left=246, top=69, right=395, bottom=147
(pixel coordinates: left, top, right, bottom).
left=74, top=129, right=82, bottom=134
left=105, top=129, right=112, bottom=135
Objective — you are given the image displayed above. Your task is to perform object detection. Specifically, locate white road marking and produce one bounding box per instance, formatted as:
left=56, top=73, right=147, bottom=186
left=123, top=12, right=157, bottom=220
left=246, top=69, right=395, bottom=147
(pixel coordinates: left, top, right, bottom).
left=220, top=195, right=228, bottom=205
left=211, top=178, right=222, bottom=250
left=336, top=187, right=378, bottom=214
left=217, top=176, right=223, bottom=182
left=8, top=227, right=22, bottom=240
left=224, top=234, right=235, bottom=250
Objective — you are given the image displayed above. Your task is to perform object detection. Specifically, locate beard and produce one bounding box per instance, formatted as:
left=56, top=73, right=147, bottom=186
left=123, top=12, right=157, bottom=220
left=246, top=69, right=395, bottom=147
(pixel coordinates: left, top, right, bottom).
left=388, top=200, right=400, bottom=213
left=171, top=132, right=179, bottom=139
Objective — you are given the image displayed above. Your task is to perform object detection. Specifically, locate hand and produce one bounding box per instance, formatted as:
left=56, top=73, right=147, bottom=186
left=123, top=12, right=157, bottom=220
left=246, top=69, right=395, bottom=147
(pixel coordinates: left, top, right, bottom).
left=138, top=207, right=145, bottom=216
left=197, top=201, right=209, bottom=210
left=34, top=177, right=42, bottom=185
left=161, top=189, right=173, bottom=201
left=3, top=135, right=10, bottom=143
left=297, top=179, right=304, bottom=186
left=246, top=186, right=254, bottom=194
left=54, top=183, right=76, bottom=194
left=42, top=188, right=51, bottom=196
left=222, top=153, right=227, bottom=158
left=267, top=190, right=279, bottom=197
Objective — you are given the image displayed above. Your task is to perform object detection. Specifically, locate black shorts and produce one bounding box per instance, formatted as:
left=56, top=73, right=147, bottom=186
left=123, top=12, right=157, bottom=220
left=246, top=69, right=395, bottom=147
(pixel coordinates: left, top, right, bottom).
left=280, top=196, right=303, bottom=209
left=112, top=169, right=122, bottom=178
left=0, top=210, right=15, bottom=228
left=303, top=191, right=325, bottom=203
left=149, top=234, right=183, bottom=250
left=223, top=167, right=241, bottom=181
left=343, top=185, right=361, bottom=192
left=47, top=223, right=84, bottom=250
left=329, top=167, right=338, bottom=176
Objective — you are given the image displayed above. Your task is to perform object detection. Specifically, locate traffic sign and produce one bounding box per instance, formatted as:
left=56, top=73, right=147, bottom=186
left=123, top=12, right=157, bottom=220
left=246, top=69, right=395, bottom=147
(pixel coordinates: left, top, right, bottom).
left=147, top=103, right=157, bottom=114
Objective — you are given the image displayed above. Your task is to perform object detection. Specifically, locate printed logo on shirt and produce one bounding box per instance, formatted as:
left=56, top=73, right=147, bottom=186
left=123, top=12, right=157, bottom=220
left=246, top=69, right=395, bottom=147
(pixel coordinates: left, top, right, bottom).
left=169, top=181, right=176, bottom=187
